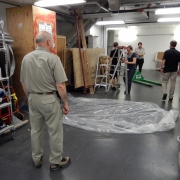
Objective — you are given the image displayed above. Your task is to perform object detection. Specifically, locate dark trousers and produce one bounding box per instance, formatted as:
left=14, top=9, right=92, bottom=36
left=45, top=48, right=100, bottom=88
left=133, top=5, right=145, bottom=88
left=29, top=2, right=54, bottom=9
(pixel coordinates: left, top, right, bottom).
left=123, top=69, right=136, bottom=93
left=110, top=65, right=117, bottom=79
left=136, top=58, right=144, bottom=73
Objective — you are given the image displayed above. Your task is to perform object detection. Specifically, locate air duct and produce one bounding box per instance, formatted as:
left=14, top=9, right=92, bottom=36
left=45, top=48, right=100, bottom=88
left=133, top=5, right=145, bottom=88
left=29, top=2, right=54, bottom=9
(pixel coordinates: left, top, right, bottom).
left=108, top=0, right=121, bottom=11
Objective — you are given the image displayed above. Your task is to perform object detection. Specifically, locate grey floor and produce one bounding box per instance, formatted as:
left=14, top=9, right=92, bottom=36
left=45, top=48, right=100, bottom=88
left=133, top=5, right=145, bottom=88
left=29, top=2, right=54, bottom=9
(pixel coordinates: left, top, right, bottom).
left=0, top=70, right=180, bottom=180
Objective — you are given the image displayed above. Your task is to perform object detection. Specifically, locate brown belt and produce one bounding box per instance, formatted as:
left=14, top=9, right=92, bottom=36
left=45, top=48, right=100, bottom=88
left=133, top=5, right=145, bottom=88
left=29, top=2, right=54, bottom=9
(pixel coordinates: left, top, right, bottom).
left=31, top=92, right=54, bottom=95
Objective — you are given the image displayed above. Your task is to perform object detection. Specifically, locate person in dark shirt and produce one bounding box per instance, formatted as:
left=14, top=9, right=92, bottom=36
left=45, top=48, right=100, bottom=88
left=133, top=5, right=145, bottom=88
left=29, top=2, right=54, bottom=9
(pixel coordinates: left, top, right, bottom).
left=161, top=40, right=180, bottom=101
left=122, top=45, right=137, bottom=94
left=110, top=42, right=119, bottom=90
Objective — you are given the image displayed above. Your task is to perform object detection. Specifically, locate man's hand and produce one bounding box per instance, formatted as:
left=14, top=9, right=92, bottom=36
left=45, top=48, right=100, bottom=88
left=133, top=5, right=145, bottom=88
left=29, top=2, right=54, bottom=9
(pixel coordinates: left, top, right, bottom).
left=160, top=69, right=164, bottom=73
left=63, top=103, right=70, bottom=115
left=138, top=54, right=142, bottom=57
left=178, top=70, right=180, bottom=75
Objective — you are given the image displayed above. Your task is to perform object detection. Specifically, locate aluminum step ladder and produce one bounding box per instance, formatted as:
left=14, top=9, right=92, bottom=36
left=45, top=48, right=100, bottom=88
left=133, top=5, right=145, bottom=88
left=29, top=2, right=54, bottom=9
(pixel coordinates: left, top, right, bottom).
left=94, top=47, right=128, bottom=94
left=94, top=54, right=111, bottom=92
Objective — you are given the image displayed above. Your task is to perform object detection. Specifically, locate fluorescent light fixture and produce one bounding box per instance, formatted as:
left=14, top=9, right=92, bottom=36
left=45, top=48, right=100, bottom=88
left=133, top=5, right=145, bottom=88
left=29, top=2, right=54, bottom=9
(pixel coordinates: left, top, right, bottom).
left=155, top=8, right=180, bottom=15
left=96, top=21, right=124, bottom=25
left=107, top=27, right=126, bottom=30
left=158, top=17, right=180, bottom=22
left=118, top=28, right=137, bottom=42
left=129, top=26, right=138, bottom=29
left=34, top=0, right=86, bottom=7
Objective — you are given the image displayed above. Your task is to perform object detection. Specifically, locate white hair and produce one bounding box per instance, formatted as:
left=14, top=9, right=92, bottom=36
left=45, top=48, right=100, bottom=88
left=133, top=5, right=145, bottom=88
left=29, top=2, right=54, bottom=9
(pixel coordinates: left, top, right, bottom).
left=35, top=31, right=52, bottom=44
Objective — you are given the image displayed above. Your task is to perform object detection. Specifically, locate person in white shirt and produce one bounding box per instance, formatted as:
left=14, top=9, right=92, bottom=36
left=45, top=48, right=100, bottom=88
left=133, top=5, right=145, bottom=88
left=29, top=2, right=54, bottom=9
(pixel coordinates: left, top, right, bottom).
left=135, top=42, right=145, bottom=73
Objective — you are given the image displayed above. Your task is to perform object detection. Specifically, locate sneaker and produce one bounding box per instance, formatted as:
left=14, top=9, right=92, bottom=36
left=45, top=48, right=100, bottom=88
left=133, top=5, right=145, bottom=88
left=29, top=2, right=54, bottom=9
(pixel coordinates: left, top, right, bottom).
left=33, top=156, right=43, bottom=168
left=162, top=94, right=167, bottom=100
left=50, top=157, right=71, bottom=171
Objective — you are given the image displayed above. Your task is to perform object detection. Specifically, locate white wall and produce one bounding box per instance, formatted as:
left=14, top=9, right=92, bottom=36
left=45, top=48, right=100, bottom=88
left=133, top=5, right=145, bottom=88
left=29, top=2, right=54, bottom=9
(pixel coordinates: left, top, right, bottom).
left=107, top=26, right=180, bottom=70
left=0, top=2, right=15, bottom=32
left=89, top=24, right=103, bottom=48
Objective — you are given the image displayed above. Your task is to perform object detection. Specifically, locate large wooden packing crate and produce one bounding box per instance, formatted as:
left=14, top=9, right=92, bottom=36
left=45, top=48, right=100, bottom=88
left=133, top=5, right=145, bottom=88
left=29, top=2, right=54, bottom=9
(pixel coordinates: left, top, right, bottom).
left=6, top=5, right=57, bottom=100
left=57, top=35, right=66, bottom=64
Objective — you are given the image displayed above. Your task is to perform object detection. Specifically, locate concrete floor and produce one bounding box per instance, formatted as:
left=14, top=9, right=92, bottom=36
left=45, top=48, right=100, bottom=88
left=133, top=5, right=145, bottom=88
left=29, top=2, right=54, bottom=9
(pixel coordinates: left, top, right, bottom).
left=0, top=70, right=180, bottom=180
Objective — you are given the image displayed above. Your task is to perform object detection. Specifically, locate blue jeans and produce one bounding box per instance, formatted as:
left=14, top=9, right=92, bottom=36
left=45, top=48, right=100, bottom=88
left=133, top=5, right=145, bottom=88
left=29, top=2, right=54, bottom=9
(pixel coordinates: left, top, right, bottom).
left=123, top=69, right=136, bottom=93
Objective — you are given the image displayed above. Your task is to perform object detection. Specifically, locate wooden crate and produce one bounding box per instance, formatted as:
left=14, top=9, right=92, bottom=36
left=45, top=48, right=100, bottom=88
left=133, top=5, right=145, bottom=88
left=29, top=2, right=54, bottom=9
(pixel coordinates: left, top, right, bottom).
left=57, top=35, right=66, bottom=64
left=6, top=5, right=57, bottom=100
left=155, top=52, right=164, bottom=70
left=63, top=49, right=72, bottom=86
left=157, top=52, right=164, bottom=60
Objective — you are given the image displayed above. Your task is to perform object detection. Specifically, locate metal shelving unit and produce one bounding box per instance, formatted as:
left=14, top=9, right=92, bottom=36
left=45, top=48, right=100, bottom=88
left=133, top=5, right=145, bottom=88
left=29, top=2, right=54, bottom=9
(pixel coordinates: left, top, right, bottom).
left=0, top=21, right=15, bottom=139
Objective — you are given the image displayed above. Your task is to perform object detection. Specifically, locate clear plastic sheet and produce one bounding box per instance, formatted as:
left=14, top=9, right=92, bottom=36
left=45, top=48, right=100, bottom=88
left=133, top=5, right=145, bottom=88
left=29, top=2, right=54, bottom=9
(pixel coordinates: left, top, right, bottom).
left=63, top=95, right=179, bottom=134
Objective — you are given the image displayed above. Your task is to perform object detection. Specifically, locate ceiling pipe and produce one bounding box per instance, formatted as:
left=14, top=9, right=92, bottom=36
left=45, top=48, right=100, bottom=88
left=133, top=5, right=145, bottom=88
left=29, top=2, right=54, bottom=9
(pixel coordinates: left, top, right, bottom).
left=109, top=5, right=180, bottom=14
left=121, top=1, right=180, bottom=6
left=66, top=1, right=109, bottom=12
left=107, top=0, right=121, bottom=11
left=0, top=0, right=20, bottom=6
left=82, top=12, right=112, bottom=19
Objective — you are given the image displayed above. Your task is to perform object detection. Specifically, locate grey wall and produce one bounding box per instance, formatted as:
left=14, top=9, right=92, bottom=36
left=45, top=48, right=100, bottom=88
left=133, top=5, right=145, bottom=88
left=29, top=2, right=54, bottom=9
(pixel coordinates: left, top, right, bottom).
left=114, top=27, right=179, bottom=70
left=56, top=20, right=73, bottom=36
left=0, top=2, right=16, bottom=32
left=107, top=30, right=114, bottom=56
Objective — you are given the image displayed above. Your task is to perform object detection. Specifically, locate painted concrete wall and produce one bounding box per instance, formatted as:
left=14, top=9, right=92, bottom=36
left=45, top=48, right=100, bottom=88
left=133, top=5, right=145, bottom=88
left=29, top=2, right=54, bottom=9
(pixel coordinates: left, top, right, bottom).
left=0, top=2, right=15, bottom=32
left=89, top=24, right=103, bottom=48
left=113, top=27, right=180, bottom=70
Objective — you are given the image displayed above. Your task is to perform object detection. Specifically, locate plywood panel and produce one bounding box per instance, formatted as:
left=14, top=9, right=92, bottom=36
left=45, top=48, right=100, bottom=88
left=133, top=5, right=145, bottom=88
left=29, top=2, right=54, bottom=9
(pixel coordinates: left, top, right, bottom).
left=57, top=35, right=66, bottom=63
left=72, top=48, right=105, bottom=88
left=6, top=6, right=34, bottom=99
left=63, top=49, right=72, bottom=86
left=32, top=5, right=57, bottom=54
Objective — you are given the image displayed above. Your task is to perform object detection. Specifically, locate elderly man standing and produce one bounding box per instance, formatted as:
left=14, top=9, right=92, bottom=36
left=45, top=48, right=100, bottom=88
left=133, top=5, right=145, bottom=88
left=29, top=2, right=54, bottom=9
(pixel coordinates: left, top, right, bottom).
left=135, top=42, right=145, bottom=73
left=20, top=31, right=71, bottom=171
left=161, top=40, right=180, bottom=101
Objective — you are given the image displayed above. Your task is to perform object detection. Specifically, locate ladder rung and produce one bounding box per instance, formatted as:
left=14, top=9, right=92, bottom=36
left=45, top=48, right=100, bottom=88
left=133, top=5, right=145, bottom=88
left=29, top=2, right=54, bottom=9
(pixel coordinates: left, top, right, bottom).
left=95, top=84, right=108, bottom=87
left=96, top=75, right=107, bottom=77
left=100, top=64, right=108, bottom=66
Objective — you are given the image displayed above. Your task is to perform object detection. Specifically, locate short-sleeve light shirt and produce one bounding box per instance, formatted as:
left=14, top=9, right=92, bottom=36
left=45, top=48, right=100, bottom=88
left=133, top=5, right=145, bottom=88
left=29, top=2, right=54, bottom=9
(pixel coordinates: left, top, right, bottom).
left=20, top=47, right=67, bottom=93
left=135, top=47, right=145, bottom=59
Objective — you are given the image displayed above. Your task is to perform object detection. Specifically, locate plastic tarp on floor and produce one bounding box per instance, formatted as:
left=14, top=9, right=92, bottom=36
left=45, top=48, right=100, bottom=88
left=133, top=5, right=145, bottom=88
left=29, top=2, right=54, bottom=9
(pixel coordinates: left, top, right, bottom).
left=63, top=95, right=179, bottom=134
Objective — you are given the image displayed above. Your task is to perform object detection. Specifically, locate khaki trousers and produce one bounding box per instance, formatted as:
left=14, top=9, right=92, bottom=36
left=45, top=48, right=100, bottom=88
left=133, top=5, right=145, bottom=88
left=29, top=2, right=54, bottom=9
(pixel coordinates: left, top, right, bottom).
left=28, top=93, right=63, bottom=164
left=162, top=72, right=177, bottom=99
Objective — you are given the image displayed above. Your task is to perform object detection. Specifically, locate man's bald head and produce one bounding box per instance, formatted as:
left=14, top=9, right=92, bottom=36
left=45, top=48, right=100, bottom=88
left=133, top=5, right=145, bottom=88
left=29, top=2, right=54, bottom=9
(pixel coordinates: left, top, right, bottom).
left=35, top=31, right=52, bottom=44
left=35, top=31, right=54, bottom=51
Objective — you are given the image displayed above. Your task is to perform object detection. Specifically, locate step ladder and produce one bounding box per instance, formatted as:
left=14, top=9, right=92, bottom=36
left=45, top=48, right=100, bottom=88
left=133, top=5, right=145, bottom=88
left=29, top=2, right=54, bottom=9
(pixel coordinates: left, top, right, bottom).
left=94, top=54, right=111, bottom=92
left=94, top=47, right=128, bottom=94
